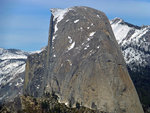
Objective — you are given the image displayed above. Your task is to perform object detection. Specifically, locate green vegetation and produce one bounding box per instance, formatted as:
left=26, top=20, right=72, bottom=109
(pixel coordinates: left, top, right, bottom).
left=128, top=66, right=150, bottom=113
left=0, top=93, right=106, bottom=113
left=76, top=102, right=80, bottom=109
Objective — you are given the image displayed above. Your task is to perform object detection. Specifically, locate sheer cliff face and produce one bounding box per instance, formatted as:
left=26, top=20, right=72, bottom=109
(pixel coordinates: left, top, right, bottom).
left=24, top=6, right=144, bottom=113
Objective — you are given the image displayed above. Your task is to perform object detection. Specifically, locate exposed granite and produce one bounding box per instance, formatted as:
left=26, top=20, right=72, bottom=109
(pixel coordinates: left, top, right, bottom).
left=24, top=6, right=144, bottom=113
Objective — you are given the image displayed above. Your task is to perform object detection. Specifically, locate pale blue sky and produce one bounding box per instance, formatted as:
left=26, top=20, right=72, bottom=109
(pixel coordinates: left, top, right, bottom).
left=0, top=0, right=150, bottom=51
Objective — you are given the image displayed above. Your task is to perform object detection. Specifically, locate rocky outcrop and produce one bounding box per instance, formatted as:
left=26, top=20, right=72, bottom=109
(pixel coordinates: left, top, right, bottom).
left=24, top=49, right=47, bottom=97
left=24, top=6, right=144, bottom=113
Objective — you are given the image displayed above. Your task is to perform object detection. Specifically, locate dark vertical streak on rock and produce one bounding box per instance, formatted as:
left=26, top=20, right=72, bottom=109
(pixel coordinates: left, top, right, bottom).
left=47, top=14, right=54, bottom=68
left=36, top=14, right=54, bottom=96
left=45, top=13, right=55, bottom=94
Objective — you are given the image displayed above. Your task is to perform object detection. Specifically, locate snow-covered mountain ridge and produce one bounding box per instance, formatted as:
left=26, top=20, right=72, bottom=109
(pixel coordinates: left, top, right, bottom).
left=0, top=48, right=45, bottom=103
left=0, top=48, right=30, bottom=103
left=111, top=19, right=150, bottom=110
left=110, top=18, right=150, bottom=71
left=0, top=48, right=28, bottom=86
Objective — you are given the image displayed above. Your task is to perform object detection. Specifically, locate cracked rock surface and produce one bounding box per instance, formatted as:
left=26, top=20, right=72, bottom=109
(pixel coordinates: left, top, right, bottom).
left=24, top=6, right=144, bottom=113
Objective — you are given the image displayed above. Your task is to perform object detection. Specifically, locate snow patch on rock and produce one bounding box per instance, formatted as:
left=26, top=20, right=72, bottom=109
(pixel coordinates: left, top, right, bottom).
left=52, top=35, right=57, bottom=42
left=91, top=23, right=94, bottom=26
left=66, top=19, right=69, bottom=22
left=53, top=54, right=56, bottom=57
left=68, top=36, right=72, bottom=43
left=51, top=8, right=73, bottom=33
left=84, top=45, right=89, bottom=50
left=89, top=32, right=96, bottom=37
left=80, top=27, right=83, bottom=30
left=74, top=19, right=79, bottom=23
left=67, top=42, right=75, bottom=51
left=97, top=15, right=100, bottom=18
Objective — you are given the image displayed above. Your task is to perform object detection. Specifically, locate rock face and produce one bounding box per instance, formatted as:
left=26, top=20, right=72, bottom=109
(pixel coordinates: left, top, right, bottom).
left=24, top=6, right=144, bottom=113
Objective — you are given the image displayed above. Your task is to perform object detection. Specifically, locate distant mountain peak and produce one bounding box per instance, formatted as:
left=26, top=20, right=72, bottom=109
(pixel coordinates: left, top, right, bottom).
left=111, top=17, right=141, bottom=30
left=111, top=17, right=150, bottom=70
left=111, top=17, right=124, bottom=24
